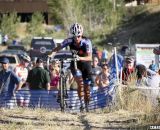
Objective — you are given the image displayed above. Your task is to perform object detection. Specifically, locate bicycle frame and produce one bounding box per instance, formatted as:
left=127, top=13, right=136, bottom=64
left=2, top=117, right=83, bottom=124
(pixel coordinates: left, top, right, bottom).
left=47, top=50, right=80, bottom=112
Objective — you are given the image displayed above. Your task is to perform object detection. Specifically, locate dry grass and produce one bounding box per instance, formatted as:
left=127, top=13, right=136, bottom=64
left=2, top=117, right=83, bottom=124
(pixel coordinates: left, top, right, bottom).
left=116, top=76, right=160, bottom=126
left=16, top=23, right=28, bottom=39
left=0, top=108, right=148, bottom=130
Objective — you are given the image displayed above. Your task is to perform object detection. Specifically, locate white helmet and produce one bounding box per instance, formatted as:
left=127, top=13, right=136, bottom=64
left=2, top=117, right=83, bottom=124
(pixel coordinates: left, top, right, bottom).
left=20, top=54, right=31, bottom=62
left=70, top=23, right=83, bottom=37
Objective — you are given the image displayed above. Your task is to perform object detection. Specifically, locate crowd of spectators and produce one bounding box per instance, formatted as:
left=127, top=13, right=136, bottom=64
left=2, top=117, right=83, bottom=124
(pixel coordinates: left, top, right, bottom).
left=0, top=45, right=159, bottom=110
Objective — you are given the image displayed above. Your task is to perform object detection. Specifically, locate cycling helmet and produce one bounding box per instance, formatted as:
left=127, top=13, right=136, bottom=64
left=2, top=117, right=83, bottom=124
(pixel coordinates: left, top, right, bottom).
left=20, top=54, right=31, bottom=62
left=70, top=23, right=83, bottom=36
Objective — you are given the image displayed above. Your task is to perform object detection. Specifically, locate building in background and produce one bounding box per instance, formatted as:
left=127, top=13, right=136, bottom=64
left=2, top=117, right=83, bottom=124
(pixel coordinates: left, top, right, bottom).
left=0, top=0, right=51, bottom=24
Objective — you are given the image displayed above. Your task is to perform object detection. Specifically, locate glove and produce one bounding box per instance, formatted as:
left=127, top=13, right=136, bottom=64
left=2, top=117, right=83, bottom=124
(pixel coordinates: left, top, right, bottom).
left=74, top=55, right=80, bottom=61
left=48, top=51, right=56, bottom=58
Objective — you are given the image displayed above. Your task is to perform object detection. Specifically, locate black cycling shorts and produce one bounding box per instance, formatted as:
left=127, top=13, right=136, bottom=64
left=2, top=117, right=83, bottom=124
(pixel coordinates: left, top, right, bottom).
left=70, top=61, right=92, bottom=81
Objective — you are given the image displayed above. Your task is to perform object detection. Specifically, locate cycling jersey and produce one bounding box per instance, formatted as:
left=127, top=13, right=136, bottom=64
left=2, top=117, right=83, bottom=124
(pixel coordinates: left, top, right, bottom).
left=61, top=37, right=92, bottom=80
left=61, top=37, right=92, bottom=57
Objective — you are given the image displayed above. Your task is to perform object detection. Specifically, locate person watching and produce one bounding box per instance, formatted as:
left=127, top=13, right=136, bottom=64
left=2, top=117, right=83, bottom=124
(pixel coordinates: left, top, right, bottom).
left=26, top=58, right=51, bottom=108
left=0, top=57, right=22, bottom=109
left=149, top=60, right=158, bottom=72
left=14, top=53, right=31, bottom=107
left=91, top=56, right=102, bottom=89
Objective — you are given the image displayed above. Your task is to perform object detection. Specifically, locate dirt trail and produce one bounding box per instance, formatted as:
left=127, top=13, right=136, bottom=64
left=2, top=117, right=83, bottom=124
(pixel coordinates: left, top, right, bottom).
left=0, top=108, right=151, bottom=130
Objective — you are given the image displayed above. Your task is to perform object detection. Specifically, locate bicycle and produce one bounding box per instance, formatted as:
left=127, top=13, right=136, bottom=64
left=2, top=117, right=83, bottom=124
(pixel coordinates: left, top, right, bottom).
left=47, top=50, right=80, bottom=112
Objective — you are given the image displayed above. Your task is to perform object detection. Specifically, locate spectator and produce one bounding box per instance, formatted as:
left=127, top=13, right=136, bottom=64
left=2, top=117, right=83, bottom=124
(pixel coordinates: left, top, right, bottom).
left=0, top=57, right=22, bottom=109
left=95, top=64, right=110, bottom=87
left=92, top=45, right=101, bottom=63
left=92, top=46, right=98, bottom=57
left=30, top=57, right=37, bottom=69
left=136, top=64, right=147, bottom=86
left=120, top=45, right=129, bottom=56
left=2, top=34, right=8, bottom=46
left=91, top=56, right=102, bottom=109
left=12, top=39, right=18, bottom=45
left=149, top=60, right=158, bottom=72
left=95, top=64, right=110, bottom=108
left=50, top=60, right=60, bottom=90
left=14, top=54, right=31, bottom=107
left=145, top=69, right=160, bottom=87
left=101, top=48, right=108, bottom=64
left=49, top=60, right=61, bottom=108
left=14, top=54, right=31, bottom=86
left=97, top=50, right=102, bottom=62
left=122, top=57, right=134, bottom=85
left=91, top=56, right=102, bottom=89
left=26, top=58, right=51, bottom=108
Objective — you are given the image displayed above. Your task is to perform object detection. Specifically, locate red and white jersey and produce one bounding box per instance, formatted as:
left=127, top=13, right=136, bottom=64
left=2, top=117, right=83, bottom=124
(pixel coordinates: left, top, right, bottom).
left=14, top=64, right=28, bottom=82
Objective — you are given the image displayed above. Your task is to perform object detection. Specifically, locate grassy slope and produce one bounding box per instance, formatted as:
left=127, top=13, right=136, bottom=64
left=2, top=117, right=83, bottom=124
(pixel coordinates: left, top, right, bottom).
left=106, top=4, right=160, bottom=46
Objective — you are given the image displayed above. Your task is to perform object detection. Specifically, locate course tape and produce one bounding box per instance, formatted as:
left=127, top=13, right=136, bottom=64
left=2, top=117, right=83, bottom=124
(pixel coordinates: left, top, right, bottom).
left=0, top=79, right=118, bottom=111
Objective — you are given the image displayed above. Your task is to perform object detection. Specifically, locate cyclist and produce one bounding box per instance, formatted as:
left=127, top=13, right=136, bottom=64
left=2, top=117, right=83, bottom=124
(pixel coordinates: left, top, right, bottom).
left=48, top=23, right=92, bottom=111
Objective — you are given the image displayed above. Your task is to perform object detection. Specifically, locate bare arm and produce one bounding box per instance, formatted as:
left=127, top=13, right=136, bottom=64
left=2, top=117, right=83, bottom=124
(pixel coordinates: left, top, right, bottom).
left=46, top=83, right=50, bottom=90
left=48, top=44, right=62, bottom=57
left=52, top=44, right=62, bottom=53
left=101, top=80, right=109, bottom=87
left=15, top=81, right=23, bottom=91
left=95, top=75, right=100, bottom=87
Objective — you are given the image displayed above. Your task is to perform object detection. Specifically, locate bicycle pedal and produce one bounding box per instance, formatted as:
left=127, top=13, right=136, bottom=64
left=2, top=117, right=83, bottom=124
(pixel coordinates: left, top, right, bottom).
left=69, top=105, right=72, bottom=109
left=64, top=95, right=69, bottom=99
left=80, top=106, right=84, bottom=112
left=85, top=107, right=89, bottom=112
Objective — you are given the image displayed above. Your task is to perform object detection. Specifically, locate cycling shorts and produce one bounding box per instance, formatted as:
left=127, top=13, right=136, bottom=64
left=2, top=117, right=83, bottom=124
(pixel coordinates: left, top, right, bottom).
left=70, top=61, right=92, bottom=81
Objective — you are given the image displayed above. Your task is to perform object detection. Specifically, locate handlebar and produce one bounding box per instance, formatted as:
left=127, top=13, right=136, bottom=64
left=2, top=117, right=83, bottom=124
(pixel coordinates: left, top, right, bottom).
left=46, top=50, right=80, bottom=63
left=50, top=57, right=79, bottom=63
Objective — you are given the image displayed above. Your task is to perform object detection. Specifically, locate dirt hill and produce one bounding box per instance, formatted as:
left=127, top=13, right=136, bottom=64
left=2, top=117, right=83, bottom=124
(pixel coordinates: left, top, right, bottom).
left=106, top=4, right=160, bottom=46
